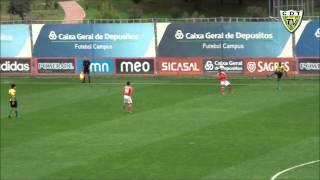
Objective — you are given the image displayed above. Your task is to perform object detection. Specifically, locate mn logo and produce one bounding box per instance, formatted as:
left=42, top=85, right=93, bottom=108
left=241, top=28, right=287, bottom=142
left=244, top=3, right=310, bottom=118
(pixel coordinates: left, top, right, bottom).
left=280, top=10, right=303, bottom=33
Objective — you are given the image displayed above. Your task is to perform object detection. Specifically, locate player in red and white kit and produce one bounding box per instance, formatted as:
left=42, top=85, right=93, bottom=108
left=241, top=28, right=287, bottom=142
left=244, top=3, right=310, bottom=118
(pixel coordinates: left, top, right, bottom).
left=123, top=81, right=133, bottom=113
left=217, top=66, right=232, bottom=95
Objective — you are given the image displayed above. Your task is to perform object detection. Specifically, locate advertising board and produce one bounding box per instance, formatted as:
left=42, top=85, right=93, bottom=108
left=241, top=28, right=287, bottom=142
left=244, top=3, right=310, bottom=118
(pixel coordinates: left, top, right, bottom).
left=298, top=58, right=320, bottom=74
left=37, top=58, right=75, bottom=73
left=0, top=24, right=32, bottom=57
left=32, top=24, right=155, bottom=58
left=116, top=58, right=154, bottom=74
left=244, top=58, right=293, bottom=76
left=76, top=59, right=114, bottom=74
left=158, top=57, right=203, bottom=75
left=296, top=21, right=320, bottom=57
left=203, top=58, right=243, bottom=73
left=0, top=58, right=31, bottom=73
left=157, top=22, right=291, bottom=57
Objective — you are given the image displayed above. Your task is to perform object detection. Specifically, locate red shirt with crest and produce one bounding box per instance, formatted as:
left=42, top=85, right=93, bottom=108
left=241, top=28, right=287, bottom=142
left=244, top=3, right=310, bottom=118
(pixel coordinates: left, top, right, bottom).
left=123, top=85, right=133, bottom=96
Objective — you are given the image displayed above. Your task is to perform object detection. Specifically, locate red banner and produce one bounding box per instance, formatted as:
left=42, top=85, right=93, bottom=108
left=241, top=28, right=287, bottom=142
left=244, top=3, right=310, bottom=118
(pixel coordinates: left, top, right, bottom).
left=158, top=57, right=203, bottom=75
left=244, top=58, right=293, bottom=76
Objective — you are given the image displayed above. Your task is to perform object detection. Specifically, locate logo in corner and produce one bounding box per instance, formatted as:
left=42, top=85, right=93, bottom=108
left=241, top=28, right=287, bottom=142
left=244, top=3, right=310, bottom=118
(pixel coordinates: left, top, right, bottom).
left=315, top=28, right=320, bottom=39
left=175, top=30, right=184, bottom=40
left=247, top=62, right=256, bottom=73
left=48, top=31, right=57, bottom=40
left=280, top=10, right=303, bottom=33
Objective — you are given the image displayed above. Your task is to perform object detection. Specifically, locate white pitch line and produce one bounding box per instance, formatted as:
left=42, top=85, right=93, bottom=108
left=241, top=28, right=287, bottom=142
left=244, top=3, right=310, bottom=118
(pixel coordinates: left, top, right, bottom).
left=270, top=160, right=320, bottom=180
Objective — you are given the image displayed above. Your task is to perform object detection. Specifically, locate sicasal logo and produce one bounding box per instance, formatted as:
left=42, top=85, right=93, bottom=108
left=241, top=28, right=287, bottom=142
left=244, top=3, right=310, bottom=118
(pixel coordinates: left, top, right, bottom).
left=175, top=30, right=184, bottom=40
left=48, top=31, right=57, bottom=40
left=280, top=10, right=303, bottom=33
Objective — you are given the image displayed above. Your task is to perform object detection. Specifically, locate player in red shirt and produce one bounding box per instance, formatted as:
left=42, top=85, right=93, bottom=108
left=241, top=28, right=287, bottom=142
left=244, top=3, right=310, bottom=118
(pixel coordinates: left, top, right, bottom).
left=123, top=81, right=133, bottom=113
left=217, top=66, right=232, bottom=95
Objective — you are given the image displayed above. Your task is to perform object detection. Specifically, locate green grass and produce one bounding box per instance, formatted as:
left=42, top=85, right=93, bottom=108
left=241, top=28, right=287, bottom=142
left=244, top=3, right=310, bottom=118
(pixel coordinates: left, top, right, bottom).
left=1, top=77, right=319, bottom=180
left=78, top=0, right=269, bottom=19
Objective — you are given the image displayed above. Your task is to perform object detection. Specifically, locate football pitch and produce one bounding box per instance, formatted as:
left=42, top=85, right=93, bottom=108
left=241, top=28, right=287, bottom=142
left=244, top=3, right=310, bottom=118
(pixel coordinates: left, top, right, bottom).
left=1, top=77, right=319, bottom=180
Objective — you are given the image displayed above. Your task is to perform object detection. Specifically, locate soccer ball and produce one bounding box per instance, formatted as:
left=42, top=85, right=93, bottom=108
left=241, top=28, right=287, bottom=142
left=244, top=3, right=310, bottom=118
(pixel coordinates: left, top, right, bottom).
left=79, top=72, right=84, bottom=81
left=219, top=65, right=225, bottom=70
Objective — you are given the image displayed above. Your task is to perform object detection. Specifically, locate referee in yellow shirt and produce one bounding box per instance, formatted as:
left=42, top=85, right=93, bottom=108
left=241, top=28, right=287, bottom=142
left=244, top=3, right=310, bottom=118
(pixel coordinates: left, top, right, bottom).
left=273, top=62, right=287, bottom=90
left=8, top=84, right=18, bottom=118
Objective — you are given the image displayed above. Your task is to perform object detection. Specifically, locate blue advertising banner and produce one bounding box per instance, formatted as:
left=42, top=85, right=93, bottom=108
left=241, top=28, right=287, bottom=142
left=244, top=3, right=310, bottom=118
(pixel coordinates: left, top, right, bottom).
left=296, top=21, right=320, bottom=57
left=32, top=24, right=155, bottom=58
left=0, top=24, right=32, bottom=57
left=76, top=59, right=114, bottom=74
left=157, top=22, right=291, bottom=57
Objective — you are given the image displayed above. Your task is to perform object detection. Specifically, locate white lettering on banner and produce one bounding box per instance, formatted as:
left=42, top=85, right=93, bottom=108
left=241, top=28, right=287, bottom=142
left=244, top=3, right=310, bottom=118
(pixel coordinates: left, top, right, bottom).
left=74, top=44, right=112, bottom=50
left=120, top=61, right=150, bottom=72
left=162, top=62, right=200, bottom=72
left=59, top=34, right=76, bottom=40
left=38, top=63, right=74, bottom=70
left=104, top=33, right=139, bottom=41
left=300, top=63, right=320, bottom=70
left=0, top=61, right=30, bottom=72
left=202, top=43, right=221, bottom=49
left=235, top=32, right=273, bottom=40
left=93, top=44, right=112, bottom=50
left=0, top=34, right=14, bottom=41
left=75, top=44, right=92, bottom=49
left=223, top=43, right=245, bottom=50
left=49, top=31, right=139, bottom=42
left=91, top=63, right=109, bottom=72
left=257, top=61, right=289, bottom=72
left=176, top=31, right=273, bottom=41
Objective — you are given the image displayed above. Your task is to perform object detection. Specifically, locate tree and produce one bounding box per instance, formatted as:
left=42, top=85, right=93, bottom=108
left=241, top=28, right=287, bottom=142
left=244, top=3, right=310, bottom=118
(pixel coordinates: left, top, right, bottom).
left=45, top=0, right=53, bottom=9
left=132, top=0, right=142, bottom=4
left=245, top=6, right=267, bottom=17
left=7, top=0, right=31, bottom=20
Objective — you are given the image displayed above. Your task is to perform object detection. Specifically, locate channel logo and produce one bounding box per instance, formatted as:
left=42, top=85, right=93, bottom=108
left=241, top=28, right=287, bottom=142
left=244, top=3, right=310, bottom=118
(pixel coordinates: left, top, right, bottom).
left=76, top=59, right=114, bottom=74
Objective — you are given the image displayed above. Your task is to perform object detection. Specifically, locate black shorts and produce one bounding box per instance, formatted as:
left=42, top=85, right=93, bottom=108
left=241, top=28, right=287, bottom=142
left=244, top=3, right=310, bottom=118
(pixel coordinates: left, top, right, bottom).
left=10, top=101, right=17, bottom=108
left=83, top=69, right=90, bottom=74
left=275, top=71, right=283, bottom=79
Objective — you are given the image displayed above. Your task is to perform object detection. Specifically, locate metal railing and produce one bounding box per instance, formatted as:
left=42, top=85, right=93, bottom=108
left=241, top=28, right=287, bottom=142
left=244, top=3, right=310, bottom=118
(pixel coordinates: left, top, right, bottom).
left=0, top=16, right=319, bottom=24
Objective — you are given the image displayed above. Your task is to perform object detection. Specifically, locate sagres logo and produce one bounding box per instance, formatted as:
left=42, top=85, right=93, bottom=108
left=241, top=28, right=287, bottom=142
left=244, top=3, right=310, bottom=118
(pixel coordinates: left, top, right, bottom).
left=48, top=31, right=57, bottom=40
left=280, top=10, right=303, bottom=33
left=175, top=30, right=184, bottom=40
left=247, top=62, right=256, bottom=73
left=315, top=28, right=320, bottom=39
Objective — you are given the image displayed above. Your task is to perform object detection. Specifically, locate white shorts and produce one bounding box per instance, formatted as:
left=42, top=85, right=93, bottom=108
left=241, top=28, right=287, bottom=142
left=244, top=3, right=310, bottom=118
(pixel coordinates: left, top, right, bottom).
left=124, top=95, right=132, bottom=104
left=220, top=80, right=231, bottom=87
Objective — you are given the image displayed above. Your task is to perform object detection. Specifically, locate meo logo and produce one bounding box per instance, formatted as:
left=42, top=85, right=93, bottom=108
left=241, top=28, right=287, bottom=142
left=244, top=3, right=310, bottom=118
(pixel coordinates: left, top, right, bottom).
left=117, top=59, right=154, bottom=74
left=247, top=62, right=256, bottom=72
